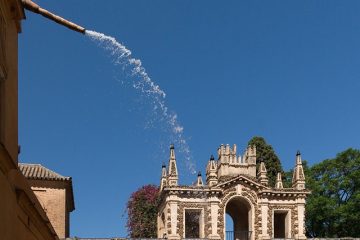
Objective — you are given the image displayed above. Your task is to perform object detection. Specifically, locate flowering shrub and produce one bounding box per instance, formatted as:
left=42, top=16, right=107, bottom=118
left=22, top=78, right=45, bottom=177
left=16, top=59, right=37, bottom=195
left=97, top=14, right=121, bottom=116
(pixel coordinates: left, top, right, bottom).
left=126, top=184, right=160, bottom=238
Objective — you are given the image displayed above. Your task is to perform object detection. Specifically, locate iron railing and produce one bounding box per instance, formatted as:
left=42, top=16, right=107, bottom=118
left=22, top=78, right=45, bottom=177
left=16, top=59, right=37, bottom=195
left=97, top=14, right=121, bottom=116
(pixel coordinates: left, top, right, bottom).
left=225, top=231, right=252, bottom=240
left=62, top=239, right=209, bottom=240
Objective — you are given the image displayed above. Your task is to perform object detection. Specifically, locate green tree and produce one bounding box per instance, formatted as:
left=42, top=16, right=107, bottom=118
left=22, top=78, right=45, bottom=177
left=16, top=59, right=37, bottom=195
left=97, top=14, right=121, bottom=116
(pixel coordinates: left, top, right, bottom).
left=248, top=136, right=283, bottom=186
left=126, top=184, right=160, bottom=238
left=305, top=148, right=360, bottom=237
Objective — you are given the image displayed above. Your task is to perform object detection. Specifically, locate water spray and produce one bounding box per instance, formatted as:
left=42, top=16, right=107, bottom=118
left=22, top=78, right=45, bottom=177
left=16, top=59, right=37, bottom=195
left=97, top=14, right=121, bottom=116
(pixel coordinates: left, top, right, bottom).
left=22, top=0, right=197, bottom=178
left=22, top=0, right=85, bottom=34
left=85, top=30, right=197, bottom=176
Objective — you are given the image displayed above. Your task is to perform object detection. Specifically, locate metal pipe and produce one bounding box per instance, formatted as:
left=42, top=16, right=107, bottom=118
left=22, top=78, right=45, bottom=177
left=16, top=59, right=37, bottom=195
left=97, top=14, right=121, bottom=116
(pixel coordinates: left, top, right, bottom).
left=22, top=0, right=85, bottom=34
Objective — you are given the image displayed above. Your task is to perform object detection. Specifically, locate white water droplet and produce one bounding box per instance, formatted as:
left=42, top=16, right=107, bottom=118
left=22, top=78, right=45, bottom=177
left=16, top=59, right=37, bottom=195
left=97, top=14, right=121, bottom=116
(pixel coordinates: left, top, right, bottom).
left=85, top=30, right=196, bottom=175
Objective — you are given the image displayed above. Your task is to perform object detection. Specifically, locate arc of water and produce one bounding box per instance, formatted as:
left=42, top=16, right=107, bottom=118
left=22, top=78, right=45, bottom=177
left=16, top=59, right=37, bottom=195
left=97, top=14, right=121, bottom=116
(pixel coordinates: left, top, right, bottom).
left=85, top=30, right=196, bottom=175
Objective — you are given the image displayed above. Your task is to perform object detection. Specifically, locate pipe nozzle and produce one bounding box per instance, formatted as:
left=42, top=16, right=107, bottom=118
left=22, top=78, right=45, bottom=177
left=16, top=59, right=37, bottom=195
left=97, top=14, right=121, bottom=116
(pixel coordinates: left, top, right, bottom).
left=22, top=0, right=85, bottom=34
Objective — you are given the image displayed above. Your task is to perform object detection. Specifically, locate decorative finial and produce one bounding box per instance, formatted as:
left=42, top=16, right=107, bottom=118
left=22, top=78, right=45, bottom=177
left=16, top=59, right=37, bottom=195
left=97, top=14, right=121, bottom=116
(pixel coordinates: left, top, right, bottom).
left=210, top=155, right=215, bottom=160
left=167, top=143, right=178, bottom=186
left=258, top=160, right=268, bottom=186
left=275, top=172, right=283, bottom=189
left=162, top=162, right=166, bottom=168
left=196, top=171, right=203, bottom=186
left=292, top=150, right=305, bottom=190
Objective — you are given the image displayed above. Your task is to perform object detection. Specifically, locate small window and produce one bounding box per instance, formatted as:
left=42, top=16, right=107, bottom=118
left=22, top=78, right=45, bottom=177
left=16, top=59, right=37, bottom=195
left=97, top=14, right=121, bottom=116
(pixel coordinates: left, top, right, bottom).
left=185, top=209, right=201, bottom=238
left=274, top=211, right=288, bottom=238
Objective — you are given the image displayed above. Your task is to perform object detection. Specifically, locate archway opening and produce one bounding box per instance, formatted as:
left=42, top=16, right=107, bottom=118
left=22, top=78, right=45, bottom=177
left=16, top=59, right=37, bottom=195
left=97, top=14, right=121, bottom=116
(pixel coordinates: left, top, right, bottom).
left=225, top=197, right=252, bottom=240
left=226, top=213, right=234, bottom=233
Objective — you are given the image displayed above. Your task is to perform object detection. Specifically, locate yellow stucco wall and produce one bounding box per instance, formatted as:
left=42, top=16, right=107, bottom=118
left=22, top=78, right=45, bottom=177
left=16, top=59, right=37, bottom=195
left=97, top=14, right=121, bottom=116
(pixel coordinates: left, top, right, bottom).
left=32, top=182, right=68, bottom=239
left=0, top=1, right=59, bottom=239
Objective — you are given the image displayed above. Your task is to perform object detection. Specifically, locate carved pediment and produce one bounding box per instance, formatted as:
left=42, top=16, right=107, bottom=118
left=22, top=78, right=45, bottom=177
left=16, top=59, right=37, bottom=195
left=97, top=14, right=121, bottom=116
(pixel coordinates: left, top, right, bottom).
left=217, top=174, right=269, bottom=192
left=160, top=186, right=222, bottom=199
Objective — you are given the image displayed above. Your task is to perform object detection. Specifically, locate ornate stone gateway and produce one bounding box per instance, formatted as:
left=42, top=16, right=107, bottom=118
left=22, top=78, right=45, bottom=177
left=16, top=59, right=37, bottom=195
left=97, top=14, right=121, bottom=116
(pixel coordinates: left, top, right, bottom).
left=157, top=144, right=310, bottom=240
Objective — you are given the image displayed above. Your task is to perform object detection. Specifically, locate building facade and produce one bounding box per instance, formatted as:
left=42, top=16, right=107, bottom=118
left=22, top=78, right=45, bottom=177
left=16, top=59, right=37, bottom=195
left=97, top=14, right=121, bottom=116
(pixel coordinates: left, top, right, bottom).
left=0, top=1, right=59, bottom=239
left=157, top=144, right=310, bottom=240
left=19, top=163, right=75, bottom=239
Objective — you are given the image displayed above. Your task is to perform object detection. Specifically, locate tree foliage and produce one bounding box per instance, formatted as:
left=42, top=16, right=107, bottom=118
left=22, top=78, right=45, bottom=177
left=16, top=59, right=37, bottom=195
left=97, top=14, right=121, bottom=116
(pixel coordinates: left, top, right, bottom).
left=248, top=136, right=283, bottom=186
left=305, top=148, right=360, bottom=237
left=126, top=184, right=160, bottom=238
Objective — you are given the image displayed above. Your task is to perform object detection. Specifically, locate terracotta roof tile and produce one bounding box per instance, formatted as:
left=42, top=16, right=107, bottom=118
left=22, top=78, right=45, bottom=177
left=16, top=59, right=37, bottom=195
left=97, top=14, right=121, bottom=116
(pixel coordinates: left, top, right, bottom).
left=19, top=163, right=71, bottom=181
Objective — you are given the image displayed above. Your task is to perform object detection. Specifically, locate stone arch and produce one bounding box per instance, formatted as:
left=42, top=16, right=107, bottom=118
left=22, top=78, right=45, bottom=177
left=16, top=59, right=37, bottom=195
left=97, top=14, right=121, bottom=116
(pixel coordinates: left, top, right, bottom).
left=224, top=194, right=255, bottom=240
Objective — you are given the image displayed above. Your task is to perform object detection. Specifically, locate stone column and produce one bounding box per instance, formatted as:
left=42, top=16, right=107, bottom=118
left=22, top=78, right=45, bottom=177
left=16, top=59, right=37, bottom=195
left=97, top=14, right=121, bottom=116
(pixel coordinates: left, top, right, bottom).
left=168, top=201, right=180, bottom=240
left=259, top=197, right=271, bottom=240
left=296, top=199, right=307, bottom=240
left=208, top=197, right=221, bottom=239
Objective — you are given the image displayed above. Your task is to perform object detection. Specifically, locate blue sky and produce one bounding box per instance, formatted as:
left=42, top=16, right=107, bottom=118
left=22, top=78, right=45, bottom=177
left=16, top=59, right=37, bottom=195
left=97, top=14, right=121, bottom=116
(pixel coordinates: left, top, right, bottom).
left=19, top=0, right=360, bottom=237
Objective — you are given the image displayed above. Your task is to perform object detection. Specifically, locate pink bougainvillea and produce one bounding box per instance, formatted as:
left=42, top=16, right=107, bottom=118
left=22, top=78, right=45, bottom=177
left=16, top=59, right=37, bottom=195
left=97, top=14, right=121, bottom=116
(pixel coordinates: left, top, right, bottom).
left=126, top=184, right=160, bottom=238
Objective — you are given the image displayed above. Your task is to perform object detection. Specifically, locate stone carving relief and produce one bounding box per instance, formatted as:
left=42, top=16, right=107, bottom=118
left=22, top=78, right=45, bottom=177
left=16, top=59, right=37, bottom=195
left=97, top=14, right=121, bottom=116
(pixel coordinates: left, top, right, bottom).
left=167, top=207, right=172, bottom=235
left=292, top=206, right=299, bottom=236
